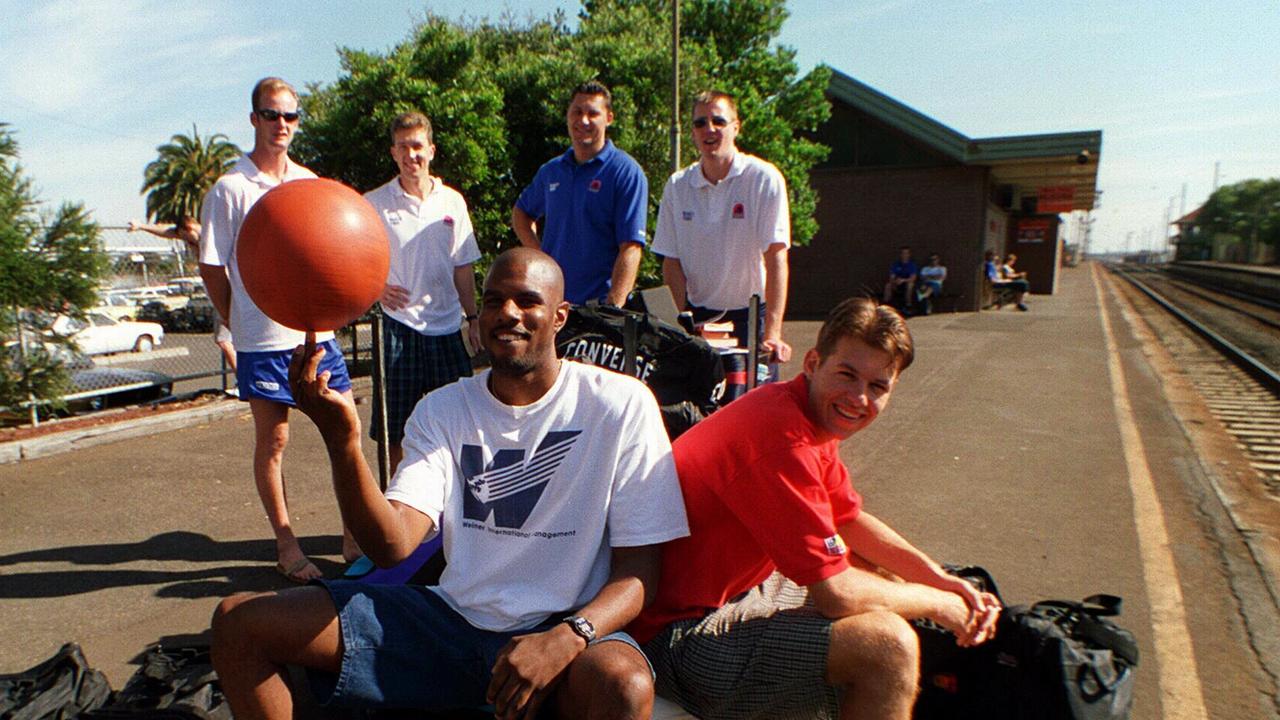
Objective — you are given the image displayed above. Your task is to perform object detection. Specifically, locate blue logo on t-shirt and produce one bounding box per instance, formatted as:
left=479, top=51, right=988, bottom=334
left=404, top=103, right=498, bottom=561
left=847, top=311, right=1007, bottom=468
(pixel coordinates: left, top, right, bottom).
left=460, top=430, right=581, bottom=528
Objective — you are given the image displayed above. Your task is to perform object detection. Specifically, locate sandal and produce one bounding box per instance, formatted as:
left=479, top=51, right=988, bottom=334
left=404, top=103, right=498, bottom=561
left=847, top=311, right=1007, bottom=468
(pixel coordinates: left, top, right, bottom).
left=275, top=557, right=321, bottom=584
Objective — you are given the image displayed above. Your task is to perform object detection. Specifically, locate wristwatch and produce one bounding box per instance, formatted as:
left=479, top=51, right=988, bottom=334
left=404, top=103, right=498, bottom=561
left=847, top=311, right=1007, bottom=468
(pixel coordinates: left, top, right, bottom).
left=464, top=314, right=477, bottom=322
left=562, top=615, right=596, bottom=645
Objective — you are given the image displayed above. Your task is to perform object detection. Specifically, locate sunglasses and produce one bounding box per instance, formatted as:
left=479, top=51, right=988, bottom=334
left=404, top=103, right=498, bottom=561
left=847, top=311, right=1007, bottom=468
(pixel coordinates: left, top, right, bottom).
left=255, top=108, right=301, bottom=123
left=691, top=115, right=731, bottom=129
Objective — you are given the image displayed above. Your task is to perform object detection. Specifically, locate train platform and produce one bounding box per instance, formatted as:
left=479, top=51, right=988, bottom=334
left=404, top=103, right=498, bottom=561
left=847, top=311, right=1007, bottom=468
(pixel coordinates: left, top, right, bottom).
left=1, top=262, right=1277, bottom=719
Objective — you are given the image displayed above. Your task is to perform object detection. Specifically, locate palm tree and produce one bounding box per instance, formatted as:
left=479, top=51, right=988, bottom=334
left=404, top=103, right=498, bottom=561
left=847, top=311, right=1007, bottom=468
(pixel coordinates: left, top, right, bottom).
left=140, top=125, right=240, bottom=223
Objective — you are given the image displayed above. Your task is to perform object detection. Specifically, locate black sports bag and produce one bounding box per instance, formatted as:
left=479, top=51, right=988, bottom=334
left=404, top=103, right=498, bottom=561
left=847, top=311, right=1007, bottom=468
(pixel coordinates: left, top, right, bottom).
left=914, top=569, right=1139, bottom=720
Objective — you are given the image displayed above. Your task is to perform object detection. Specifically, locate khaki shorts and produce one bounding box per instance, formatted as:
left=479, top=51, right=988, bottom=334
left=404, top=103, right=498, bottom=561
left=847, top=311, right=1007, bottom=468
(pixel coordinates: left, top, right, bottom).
left=642, top=572, right=840, bottom=720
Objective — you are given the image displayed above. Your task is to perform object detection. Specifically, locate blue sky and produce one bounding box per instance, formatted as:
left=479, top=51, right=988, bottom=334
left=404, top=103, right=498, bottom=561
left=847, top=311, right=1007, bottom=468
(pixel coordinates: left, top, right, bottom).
left=2, top=0, right=1276, bottom=254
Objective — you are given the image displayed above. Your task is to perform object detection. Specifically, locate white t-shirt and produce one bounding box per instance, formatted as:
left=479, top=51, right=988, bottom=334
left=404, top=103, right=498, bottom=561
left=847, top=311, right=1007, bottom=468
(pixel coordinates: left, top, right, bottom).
left=199, top=155, right=334, bottom=352
left=386, top=361, right=689, bottom=632
left=364, top=177, right=481, bottom=336
left=652, top=152, right=790, bottom=311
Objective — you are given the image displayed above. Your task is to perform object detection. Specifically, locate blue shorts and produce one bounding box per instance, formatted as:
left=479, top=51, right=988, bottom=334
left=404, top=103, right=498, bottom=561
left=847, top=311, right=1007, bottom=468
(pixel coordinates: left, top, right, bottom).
left=235, top=339, right=351, bottom=405
left=308, top=580, right=650, bottom=710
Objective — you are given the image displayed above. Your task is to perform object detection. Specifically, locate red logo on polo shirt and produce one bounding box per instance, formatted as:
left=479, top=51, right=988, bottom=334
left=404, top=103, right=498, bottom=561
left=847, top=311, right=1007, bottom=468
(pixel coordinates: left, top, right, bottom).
left=589, top=179, right=603, bottom=193
left=443, top=215, right=455, bottom=227
left=732, top=202, right=745, bottom=219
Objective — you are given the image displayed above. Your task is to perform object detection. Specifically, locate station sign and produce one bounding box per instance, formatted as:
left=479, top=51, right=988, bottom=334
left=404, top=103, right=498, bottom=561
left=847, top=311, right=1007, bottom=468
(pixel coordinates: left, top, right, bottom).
left=1016, top=218, right=1052, bottom=244
left=1038, top=186, right=1075, bottom=214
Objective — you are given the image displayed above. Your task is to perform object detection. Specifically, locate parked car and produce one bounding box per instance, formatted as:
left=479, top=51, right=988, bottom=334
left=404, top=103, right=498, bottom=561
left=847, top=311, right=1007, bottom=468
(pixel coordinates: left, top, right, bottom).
left=92, top=292, right=139, bottom=323
left=51, top=313, right=165, bottom=355
left=126, top=286, right=186, bottom=311
left=4, top=342, right=174, bottom=414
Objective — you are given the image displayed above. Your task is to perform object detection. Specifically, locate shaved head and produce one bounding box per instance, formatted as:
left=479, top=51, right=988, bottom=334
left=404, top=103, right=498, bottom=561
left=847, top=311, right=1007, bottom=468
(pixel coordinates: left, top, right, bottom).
left=485, top=247, right=565, bottom=304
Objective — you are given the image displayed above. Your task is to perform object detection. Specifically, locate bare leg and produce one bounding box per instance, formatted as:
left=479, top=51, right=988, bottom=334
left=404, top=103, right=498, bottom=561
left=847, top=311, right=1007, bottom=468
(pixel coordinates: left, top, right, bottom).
left=248, top=399, right=318, bottom=581
left=211, top=587, right=343, bottom=720
left=826, top=611, right=920, bottom=720
left=551, top=641, right=654, bottom=720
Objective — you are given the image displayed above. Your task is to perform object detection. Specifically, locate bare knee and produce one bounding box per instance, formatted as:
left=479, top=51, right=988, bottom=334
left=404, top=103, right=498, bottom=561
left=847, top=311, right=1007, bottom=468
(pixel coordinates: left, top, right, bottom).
left=559, top=643, right=654, bottom=719
left=211, top=593, right=266, bottom=664
left=828, top=611, right=919, bottom=693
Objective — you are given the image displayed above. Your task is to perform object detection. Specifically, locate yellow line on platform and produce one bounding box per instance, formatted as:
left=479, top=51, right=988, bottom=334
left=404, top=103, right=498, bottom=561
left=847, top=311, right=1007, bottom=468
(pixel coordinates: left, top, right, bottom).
left=1093, top=264, right=1208, bottom=719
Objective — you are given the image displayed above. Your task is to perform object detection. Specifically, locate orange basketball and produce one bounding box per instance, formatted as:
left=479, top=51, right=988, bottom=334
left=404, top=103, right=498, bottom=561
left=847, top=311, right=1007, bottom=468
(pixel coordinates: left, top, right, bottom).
left=238, top=178, right=389, bottom=331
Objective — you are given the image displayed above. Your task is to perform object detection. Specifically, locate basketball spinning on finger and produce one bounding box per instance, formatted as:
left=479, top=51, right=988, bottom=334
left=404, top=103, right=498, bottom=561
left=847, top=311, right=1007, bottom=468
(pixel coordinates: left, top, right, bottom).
left=238, top=178, right=390, bottom=331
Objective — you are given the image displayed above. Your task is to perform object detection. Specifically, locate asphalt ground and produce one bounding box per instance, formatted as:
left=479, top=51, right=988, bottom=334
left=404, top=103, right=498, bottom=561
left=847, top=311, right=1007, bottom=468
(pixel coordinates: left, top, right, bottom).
left=1, top=262, right=1277, bottom=719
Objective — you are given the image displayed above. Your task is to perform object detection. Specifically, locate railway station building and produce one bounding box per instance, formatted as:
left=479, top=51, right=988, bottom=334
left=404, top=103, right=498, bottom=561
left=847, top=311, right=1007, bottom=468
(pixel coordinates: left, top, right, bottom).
left=790, top=69, right=1102, bottom=315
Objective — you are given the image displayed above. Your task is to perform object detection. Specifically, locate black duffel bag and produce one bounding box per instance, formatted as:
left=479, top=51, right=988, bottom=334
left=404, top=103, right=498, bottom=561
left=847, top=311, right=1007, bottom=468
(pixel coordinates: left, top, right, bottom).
left=915, top=571, right=1139, bottom=720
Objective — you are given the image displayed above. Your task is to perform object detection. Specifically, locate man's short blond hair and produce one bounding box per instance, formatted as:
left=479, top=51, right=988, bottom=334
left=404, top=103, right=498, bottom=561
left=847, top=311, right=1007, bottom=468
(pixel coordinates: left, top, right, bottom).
left=251, top=77, right=299, bottom=110
left=389, top=112, right=433, bottom=145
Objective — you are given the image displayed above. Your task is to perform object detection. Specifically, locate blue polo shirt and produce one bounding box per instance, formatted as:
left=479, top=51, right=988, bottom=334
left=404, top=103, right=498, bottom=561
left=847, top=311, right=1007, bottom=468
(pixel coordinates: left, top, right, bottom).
left=515, top=140, right=648, bottom=304
left=890, top=260, right=918, bottom=279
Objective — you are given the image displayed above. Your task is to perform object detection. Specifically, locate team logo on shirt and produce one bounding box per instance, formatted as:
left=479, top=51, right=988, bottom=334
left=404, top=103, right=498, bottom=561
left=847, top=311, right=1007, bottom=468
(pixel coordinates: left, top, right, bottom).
left=589, top=179, right=603, bottom=192
left=443, top=215, right=455, bottom=227
left=460, top=430, right=582, bottom=529
left=385, top=210, right=401, bottom=225
left=549, top=182, right=560, bottom=192
left=681, top=210, right=694, bottom=221
left=732, top=202, right=746, bottom=219
left=823, top=534, right=848, bottom=556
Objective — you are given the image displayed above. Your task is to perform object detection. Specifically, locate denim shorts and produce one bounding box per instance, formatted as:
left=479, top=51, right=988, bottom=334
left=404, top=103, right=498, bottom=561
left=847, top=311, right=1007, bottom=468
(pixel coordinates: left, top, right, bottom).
left=235, top=339, right=351, bottom=404
left=308, top=579, right=651, bottom=710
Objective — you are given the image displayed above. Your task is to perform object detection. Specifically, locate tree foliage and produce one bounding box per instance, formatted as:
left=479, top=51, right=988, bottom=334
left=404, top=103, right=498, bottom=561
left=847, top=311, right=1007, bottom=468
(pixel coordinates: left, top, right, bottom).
left=293, top=0, right=830, bottom=286
left=0, top=124, right=109, bottom=413
left=1196, top=178, right=1280, bottom=261
left=141, top=125, right=240, bottom=223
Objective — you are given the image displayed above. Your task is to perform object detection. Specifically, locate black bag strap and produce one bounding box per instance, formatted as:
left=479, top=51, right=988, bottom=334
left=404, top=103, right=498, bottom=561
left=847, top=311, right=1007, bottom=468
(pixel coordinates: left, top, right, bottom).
left=1030, top=595, right=1139, bottom=667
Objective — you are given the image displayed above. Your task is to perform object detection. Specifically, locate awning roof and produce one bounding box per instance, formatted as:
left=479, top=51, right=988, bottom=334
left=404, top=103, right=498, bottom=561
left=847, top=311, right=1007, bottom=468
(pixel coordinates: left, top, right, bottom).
left=827, top=70, right=1102, bottom=212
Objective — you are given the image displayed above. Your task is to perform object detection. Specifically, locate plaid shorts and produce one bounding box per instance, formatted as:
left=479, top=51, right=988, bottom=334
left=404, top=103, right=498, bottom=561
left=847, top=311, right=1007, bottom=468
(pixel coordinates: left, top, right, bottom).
left=370, top=314, right=472, bottom=445
left=643, top=572, right=840, bottom=720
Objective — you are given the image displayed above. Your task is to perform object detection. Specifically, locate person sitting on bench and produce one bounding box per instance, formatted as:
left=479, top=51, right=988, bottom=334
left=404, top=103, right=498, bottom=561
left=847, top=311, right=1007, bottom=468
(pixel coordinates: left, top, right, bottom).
left=210, top=248, right=689, bottom=720
left=882, top=246, right=918, bottom=312
left=915, top=253, right=947, bottom=314
left=630, top=297, right=1001, bottom=720
left=985, top=250, right=1029, bottom=311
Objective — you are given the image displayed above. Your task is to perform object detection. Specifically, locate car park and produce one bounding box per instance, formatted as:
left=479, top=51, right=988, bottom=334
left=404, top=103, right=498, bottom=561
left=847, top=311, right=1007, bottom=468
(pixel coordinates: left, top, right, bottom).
left=51, top=312, right=165, bottom=355
left=93, top=292, right=139, bottom=323
left=3, top=342, right=175, bottom=415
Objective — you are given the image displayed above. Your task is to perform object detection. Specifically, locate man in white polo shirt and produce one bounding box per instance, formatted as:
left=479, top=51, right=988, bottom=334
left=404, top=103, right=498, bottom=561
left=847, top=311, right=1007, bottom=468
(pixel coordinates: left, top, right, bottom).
left=653, top=90, right=792, bottom=363
left=199, top=76, right=359, bottom=583
left=364, top=111, right=481, bottom=473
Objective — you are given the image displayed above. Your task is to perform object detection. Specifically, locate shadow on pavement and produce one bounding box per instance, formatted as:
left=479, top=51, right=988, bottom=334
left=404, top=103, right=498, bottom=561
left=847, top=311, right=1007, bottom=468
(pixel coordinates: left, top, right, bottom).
left=0, top=531, right=346, bottom=599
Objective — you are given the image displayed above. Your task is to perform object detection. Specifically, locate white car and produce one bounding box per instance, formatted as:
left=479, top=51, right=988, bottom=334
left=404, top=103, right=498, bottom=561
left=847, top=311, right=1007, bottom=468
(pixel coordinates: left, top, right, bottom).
left=92, top=292, right=140, bottom=323
left=52, top=312, right=165, bottom=355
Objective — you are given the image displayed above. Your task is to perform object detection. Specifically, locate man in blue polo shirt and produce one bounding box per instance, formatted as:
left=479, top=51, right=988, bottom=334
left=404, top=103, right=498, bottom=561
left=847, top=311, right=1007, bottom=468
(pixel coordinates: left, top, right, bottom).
left=512, top=80, right=648, bottom=306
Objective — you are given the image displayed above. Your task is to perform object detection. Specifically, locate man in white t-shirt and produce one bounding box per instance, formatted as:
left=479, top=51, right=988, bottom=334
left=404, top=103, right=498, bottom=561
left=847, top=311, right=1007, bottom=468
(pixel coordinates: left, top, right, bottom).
left=654, top=90, right=792, bottom=362
left=210, top=248, right=690, bottom=720
left=198, top=77, right=359, bottom=583
left=365, top=111, right=481, bottom=472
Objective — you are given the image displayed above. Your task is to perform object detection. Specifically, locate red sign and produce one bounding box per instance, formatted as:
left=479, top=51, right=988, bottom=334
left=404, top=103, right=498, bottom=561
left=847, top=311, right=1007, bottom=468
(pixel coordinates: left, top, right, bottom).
left=1016, top=218, right=1051, bottom=244
left=1038, top=186, right=1075, bottom=214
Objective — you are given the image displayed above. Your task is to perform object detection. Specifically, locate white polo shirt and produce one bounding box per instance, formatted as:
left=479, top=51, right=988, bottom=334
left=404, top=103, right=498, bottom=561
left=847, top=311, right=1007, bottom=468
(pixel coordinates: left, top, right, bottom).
left=652, top=152, right=790, bottom=311
left=199, top=155, right=334, bottom=352
left=364, top=177, right=481, bottom=336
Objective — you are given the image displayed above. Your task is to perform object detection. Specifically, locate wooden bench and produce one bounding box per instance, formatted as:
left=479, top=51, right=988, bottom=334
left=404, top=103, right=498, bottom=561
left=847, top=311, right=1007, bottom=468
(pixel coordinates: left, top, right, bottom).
left=982, top=278, right=1018, bottom=309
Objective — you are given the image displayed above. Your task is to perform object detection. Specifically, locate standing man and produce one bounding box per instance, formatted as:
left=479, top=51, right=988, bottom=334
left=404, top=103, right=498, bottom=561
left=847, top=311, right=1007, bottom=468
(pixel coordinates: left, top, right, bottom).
left=211, top=248, right=690, bottom=720
left=365, top=111, right=481, bottom=473
left=631, top=298, right=1000, bottom=719
left=199, top=77, right=359, bottom=583
left=653, top=90, right=792, bottom=361
left=512, top=80, right=648, bottom=306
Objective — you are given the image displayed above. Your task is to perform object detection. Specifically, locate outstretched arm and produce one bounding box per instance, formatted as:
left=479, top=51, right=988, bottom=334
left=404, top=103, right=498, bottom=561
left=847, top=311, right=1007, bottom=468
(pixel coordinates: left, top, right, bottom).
left=487, top=544, right=660, bottom=719
left=288, top=334, right=435, bottom=566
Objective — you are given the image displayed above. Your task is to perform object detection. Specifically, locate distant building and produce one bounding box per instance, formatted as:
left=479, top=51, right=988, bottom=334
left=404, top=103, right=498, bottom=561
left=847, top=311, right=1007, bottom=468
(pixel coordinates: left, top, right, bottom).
left=790, top=69, right=1102, bottom=315
left=1171, top=207, right=1208, bottom=261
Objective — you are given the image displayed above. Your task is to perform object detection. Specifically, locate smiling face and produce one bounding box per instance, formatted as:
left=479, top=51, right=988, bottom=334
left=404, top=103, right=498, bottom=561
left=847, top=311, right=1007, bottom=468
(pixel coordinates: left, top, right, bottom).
left=691, top=97, right=740, bottom=163
left=803, top=335, right=898, bottom=442
left=250, top=90, right=300, bottom=153
left=391, top=127, right=434, bottom=186
left=565, top=92, right=613, bottom=160
left=479, top=250, right=569, bottom=376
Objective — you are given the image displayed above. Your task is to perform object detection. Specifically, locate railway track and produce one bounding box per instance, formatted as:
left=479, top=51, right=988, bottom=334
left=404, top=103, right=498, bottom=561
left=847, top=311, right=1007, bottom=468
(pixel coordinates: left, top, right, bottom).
left=1109, top=264, right=1280, bottom=492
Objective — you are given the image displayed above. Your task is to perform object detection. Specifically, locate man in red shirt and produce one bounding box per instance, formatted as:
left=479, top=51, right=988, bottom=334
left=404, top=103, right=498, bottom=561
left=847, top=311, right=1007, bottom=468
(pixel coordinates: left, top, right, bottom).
left=631, top=297, right=1001, bottom=719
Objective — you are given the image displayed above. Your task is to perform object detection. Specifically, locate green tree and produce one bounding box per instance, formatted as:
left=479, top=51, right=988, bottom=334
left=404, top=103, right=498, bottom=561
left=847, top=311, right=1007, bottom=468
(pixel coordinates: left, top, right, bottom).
left=141, top=125, right=240, bottom=223
left=294, top=0, right=830, bottom=287
left=0, top=124, right=109, bottom=415
left=1196, top=178, right=1280, bottom=264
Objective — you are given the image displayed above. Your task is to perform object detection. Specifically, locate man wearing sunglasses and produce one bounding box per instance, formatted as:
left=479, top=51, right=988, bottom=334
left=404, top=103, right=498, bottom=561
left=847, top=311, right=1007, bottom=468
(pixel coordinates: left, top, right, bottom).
left=512, top=80, right=648, bottom=306
left=199, top=77, right=359, bottom=584
left=653, top=90, right=792, bottom=364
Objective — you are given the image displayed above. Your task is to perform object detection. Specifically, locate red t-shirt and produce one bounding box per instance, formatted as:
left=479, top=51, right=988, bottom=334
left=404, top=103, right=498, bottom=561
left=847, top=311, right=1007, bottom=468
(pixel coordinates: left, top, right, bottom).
left=630, top=375, right=862, bottom=643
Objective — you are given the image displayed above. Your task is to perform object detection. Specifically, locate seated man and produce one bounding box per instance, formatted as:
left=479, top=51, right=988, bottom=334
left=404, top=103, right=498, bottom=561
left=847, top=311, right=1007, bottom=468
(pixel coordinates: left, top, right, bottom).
left=984, top=249, right=1029, bottom=311
left=882, top=246, right=918, bottom=311
left=630, top=297, right=1000, bottom=720
left=1002, top=253, right=1028, bottom=281
left=211, top=248, right=690, bottom=720
left=915, top=253, right=947, bottom=315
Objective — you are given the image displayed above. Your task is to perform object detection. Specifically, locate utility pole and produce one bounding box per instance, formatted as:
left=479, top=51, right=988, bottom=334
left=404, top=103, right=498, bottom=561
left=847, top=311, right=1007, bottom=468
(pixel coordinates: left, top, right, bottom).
left=1179, top=182, right=1187, bottom=218
left=669, top=0, right=680, bottom=175
left=1212, top=161, right=1220, bottom=191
